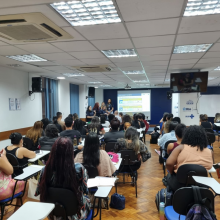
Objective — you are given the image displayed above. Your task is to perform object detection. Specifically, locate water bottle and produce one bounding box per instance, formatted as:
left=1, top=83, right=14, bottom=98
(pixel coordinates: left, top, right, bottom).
left=73, top=135, right=77, bottom=146
left=159, top=202, right=165, bottom=220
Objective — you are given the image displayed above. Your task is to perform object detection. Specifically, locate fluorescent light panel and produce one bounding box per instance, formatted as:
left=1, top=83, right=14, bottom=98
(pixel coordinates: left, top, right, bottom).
left=214, top=66, right=220, bottom=70
left=57, top=77, right=65, bottom=79
left=123, top=70, right=144, bottom=75
left=173, top=44, right=212, bottom=53
left=88, top=81, right=102, bottom=83
left=99, top=85, right=112, bottom=87
left=102, top=49, right=137, bottom=58
left=133, top=80, right=149, bottom=83
left=63, top=73, right=85, bottom=77
left=51, top=0, right=121, bottom=26
left=6, top=54, right=47, bottom=62
left=136, top=84, right=150, bottom=86
left=184, top=0, right=220, bottom=16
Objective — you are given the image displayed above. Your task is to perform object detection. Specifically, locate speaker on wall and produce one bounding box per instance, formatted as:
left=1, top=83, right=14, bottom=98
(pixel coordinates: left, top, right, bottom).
left=88, top=87, right=95, bottom=97
left=167, top=91, right=172, bottom=100
left=32, top=77, right=42, bottom=93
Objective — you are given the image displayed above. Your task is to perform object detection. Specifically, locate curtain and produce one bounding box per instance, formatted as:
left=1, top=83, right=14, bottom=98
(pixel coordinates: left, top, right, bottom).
left=70, top=84, right=79, bottom=115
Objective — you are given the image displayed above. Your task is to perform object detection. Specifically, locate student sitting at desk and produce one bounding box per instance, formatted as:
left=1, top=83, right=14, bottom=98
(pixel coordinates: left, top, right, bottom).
left=86, top=106, right=96, bottom=122
left=35, top=137, right=91, bottom=220
left=199, top=114, right=213, bottom=129
left=75, top=132, right=116, bottom=177
left=73, top=119, right=87, bottom=136
left=5, top=133, right=36, bottom=175
left=88, top=116, right=105, bottom=135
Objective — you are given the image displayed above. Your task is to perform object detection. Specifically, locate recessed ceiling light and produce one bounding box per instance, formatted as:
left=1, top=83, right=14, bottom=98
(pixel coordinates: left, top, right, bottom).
left=184, top=0, right=220, bottom=17
left=7, top=64, right=22, bottom=67
left=102, top=49, right=137, bottom=58
left=6, top=54, right=47, bottom=62
left=88, top=81, right=102, bottom=84
left=99, top=85, right=112, bottom=87
left=63, top=73, right=85, bottom=77
left=173, top=44, right=212, bottom=54
left=208, top=77, right=216, bottom=80
left=95, top=87, right=98, bottom=88
left=123, top=70, right=144, bottom=75
left=214, top=66, right=220, bottom=70
left=57, top=77, right=65, bottom=79
left=50, top=0, right=121, bottom=26
left=133, top=80, right=149, bottom=83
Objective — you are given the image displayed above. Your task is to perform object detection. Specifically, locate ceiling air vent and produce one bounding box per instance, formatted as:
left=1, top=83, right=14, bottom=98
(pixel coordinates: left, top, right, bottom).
left=0, top=13, right=73, bottom=42
left=73, top=65, right=112, bottom=73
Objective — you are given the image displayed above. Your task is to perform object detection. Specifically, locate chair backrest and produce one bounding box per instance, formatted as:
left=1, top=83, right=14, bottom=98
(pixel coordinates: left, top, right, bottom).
left=46, top=187, right=78, bottom=218
left=105, top=142, right=116, bottom=152
left=23, top=137, right=35, bottom=151
left=120, top=150, right=138, bottom=166
left=176, top=164, right=208, bottom=185
left=83, top=164, right=98, bottom=178
left=173, top=187, right=215, bottom=216
left=206, top=132, right=215, bottom=145
left=6, top=153, right=19, bottom=170
left=162, top=140, right=177, bottom=158
left=205, top=128, right=214, bottom=133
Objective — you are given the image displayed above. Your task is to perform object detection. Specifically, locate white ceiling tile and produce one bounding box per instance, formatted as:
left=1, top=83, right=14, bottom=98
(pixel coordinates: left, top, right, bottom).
left=137, top=47, right=172, bottom=56
left=51, top=41, right=97, bottom=52
left=75, top=23, right=128, bottom=40
left=0, top=41, right=8, bottom=46
left=140, top=55, right=170, bottom=61
left=36, top=53, right=75, bottom=61
left=0, top=46, right=28, bottom=56
left=32, top=61, right=58, bottom=66
left=209, top=43, right=220, bottom=52
left=91, top=39, right=133, bottom=50
left=144, top=66, right=167, bottom=70
left=42, top=66, right=71, bottom=71
left=133, top=35, right=175, bottom=48
left=16, top=43, right=63, bottom=54
left=176, top=32, right=220, bottom=46
left=142, top=60, right=169, bottom=66
left=119, top=67, right=143, bottom=71
left=115, top=62, right=141, bottom=68
left=69, top=51, right=104, bottom=59
left=170, top=59, right=199, bottom=65
left=109, top=57, right=139, bottom=63
left=171, top=53, right=205, bottom=60
left=117, top=0, right=185, bottom=22
left=198, top=58, right=220, bottom=64
left=126, top=18, right=179, bottom=38
left=56, top=59, right=85, bottom=66
left=203, top=52, right=220, bottom=58
left=168, top=64, right=194, bottom=69
left=193, top=63, right=219, bottom=69
left=179, top=14, right=220, bottom=34
left=80, top=58, right=111, bottom=65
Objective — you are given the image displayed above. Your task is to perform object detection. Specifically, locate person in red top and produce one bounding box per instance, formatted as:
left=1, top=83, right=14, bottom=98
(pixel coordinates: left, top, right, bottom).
left=140, top=113, right=149, bottom=133
left=167, top=123, right=186, bottom=154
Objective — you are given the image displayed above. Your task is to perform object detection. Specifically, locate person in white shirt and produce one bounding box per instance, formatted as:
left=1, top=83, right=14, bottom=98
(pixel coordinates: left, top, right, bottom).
left=100, top=115, right=110, bottom=128
left=114, top=110, right=122, bottom=123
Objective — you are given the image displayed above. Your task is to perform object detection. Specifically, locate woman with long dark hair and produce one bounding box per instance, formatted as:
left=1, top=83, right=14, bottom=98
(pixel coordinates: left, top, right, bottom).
left=53, top=116, right=62, bottom=133
left=119, top=114, right=132, bottom=131
left=73, top=119, right=87, bottom=135
left=35, top=137, right=90, bottom=220
left=75, top=132, right=116, bottom=176
left=86, top=106, right=96, bottom=122
left=106, top=99, right=114, bottom=114
left=88, top=116, right=105, bottom=135
left=93, top=102, right=100, bottom=117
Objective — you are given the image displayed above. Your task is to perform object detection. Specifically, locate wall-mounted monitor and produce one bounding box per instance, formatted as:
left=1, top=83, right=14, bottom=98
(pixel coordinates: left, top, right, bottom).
left=170, top=71, right=208, bottom=93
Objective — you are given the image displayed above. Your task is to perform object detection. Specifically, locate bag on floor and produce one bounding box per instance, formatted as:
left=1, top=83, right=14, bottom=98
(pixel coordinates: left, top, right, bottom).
left=150, top=132, right=160, bottom=144
left=155, top=188, right=173, bottom=211
left=110, top=193, right=125, bottom=210
left=185, top=186, right=216, bottom=220
left=28, top=178, right=40, bottom=200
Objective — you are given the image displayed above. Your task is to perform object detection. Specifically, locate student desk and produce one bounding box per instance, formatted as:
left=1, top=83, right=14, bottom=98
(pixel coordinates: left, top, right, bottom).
left=28, top=150, right=50, bottom=163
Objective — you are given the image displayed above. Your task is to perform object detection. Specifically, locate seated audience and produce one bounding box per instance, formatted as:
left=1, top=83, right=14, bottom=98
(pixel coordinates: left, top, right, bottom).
left=39, top=124, right=59, bottom=151
left=73, top=119, right=87, bottom=136
left=101, top=101, right=106, bottom=110
left=88, top=116, right=105, bottom=135
left=41, top=118, right=50, bottom=131
left=26, top=121, right=45, bottom=150
left=68, top=114, right=73, bottom=119
left=0, top=149, right=28, bottom=212
left=119, top=112, right=123, bottom=123
left=35, top=137, right=90, bottom=220
left=75, top=132, right=116, bottom=176
left=116, top=127, right=150, bottom=174
left=158, top=121, right=178, bottom=149
left=140, top=113, right=149, bottom=133
left=93, top=102, right=100, bottom=117
left=167, top=113, right=173, bottom=121
left=104, top=118, right=124, bottom=143
left=53, top=116, right=62, bottom=133
left=60, top=117, right=82, bottom=148
left=100, top=105, right=108, bottom=115
left=132, top=114, right=145, bottom=129
left=167, top=123, right=186, bottom=154
left=160, top=112, right=169, bottom=123
left=166, top=125, right=213, bottom=192
left=137, top=113, right=145, bottom=128
left=172, top=117, right=181, bottom=124
left=100, top=115, right=110, bottom=128
left=200, top=114, right=212, bottom=129
left=114, top=110, right=122, bottom=123
left=57, top=112, right=65, bottom=131
left=73, top=113, right=79, bottom=121
left=214, top=113, right=220, bottom=123
left=5, top=133, right=36, bottom=175
left=108, top=114, right=115, bottom=123
left=86, top=106, right=95, bottom=122
left=119, top=114, right=132, bottom=131
left=160, top=113, right=169, bottom=134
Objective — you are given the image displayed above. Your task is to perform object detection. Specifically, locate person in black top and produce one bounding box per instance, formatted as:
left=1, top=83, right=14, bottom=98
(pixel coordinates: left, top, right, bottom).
left=104, top=118, right=124, bottom=143
left=86, top=106, right=96, bottom=122
left=53, top=116, right=62, bottom=133
left=60, top=117, right=83, bottom=150
left=73, top=119, right=87, bottom=135
left=132, top=114, right=142, bottom=129
left=108, top=114, right=115, bottom=124
left=119, top=114, right=132, bottom=131
left=39, top=124, right=59, bottom=151
left=41, top=118, right=50, bottom=131
left=200, top=114, right=212, bottom=129
left=106, top=99, right=114, bottom=114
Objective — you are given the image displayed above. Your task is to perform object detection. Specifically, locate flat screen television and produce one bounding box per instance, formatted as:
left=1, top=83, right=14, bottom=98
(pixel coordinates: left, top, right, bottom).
left=170, top=71, right=208, bottom=93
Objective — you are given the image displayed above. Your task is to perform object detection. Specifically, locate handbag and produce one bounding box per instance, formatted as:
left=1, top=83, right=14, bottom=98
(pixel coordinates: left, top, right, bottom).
left=28, top=178, right=40, bottom=200
left=110, top=193, right=125, bottom=210
left=108, top=152, right=119, bottom=163
left=141, top=152, right=151, bottom=162
left=155, top=188, right=173, bottom=211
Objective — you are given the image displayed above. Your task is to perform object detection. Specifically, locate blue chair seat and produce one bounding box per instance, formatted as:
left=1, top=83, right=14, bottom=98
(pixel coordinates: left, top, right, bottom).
left=85, top=209, right=93, bottom=220
left=89, top=187, right=98, bottom=193
left=165, top=206, right=186, bottom=220
left=0, top=192, right=23, bottom=203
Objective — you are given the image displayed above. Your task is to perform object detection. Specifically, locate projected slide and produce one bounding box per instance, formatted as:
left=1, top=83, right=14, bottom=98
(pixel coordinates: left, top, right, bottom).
left=117, top=90, right=151, bottom=119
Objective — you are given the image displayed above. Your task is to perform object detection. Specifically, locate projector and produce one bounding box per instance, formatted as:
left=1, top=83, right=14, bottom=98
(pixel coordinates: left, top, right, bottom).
left=124, top=84, right=131, bottom=90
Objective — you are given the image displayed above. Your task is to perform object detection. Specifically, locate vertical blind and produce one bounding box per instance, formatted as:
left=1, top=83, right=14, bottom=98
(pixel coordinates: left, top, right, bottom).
left=70, top=84, right=79, bottom=115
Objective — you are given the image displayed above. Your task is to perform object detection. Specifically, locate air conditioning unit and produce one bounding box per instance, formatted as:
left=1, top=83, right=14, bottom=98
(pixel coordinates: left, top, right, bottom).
left=0, top=13, right=73, bottom=42
left=73, top=65, right=112, bottom=73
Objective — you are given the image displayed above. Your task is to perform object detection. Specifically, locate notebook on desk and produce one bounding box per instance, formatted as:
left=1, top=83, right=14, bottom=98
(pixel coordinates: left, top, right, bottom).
left=87, top=177, right=117, bottom=188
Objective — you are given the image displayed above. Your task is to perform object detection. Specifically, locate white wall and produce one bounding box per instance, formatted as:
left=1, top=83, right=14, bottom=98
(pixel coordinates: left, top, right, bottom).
left=0, top=66, right=42, bottom=149
left=95, top=88, right=103, bottom=105
left=172, top=93, right=179, bottom=117
left=58, top=80, right=70, bottom=118
left=79, top=85, right=88, bottom=118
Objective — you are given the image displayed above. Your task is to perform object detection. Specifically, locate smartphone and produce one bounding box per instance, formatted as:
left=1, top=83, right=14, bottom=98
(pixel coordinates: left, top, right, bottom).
left=35, top=150, right=41, bottom=154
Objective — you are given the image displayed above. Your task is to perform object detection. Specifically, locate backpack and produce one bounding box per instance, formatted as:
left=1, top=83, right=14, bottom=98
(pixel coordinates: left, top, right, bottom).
left=110, top=193, right=125, bottom=210
left=155, top=188, right=173, bottom=211
left=150, top=132, right=160, bottom=144
left=185, top=186, right=216, bottom=220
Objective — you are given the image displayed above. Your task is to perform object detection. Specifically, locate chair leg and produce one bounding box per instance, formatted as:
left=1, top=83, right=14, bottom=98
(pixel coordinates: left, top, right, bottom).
left=123, top=173, right=125, bottom=184
left=115, top=182, right=117, bottom=193
left=135, top=180, right=137, bottom=198
left=1, top=205, right=5, bottom=220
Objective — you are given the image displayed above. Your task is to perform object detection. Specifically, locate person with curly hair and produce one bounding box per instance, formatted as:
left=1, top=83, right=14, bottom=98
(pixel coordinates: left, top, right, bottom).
left=166, top=125, right=213, bottom=192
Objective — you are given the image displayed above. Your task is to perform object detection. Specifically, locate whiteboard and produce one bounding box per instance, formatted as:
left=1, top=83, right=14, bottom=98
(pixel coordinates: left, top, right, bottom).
left=199, top=95, right=220, bottom=117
